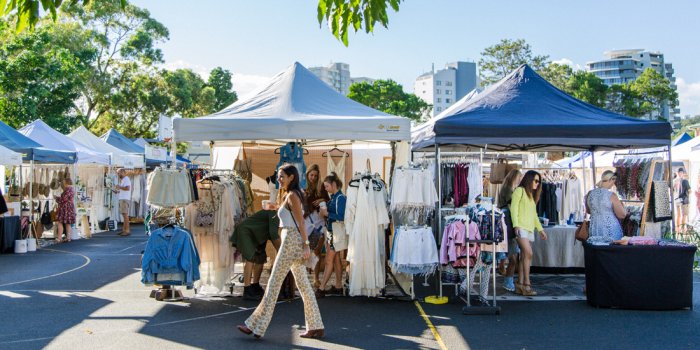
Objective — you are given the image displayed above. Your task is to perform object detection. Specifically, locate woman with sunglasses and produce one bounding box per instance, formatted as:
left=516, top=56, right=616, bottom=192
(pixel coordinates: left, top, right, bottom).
left=585, top=170, right=626, bottom=245
left=510, top=170, right=548, bottom=296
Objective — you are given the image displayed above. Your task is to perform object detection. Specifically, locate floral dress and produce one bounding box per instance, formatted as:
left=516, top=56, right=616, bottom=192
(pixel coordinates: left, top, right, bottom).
left=586, top=188, right=622, bottom=244
left=57, top=186, right=76, bottom=224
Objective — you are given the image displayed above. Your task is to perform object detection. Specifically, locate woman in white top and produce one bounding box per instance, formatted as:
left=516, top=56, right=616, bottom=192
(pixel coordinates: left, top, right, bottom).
left=238, top=164, right=324, bottom=340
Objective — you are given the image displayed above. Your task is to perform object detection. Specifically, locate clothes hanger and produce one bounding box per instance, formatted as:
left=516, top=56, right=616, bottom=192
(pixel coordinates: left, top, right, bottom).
left=322, top=146, right=349, bottom=157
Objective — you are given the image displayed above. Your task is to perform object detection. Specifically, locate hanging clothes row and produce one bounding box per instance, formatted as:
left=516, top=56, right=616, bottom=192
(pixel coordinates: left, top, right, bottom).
left=438, top=160, right=483, bottom=207
left=613, top=157, right=656, bottom=200
left=344, top=171, right=390, bottom=297
left=390, top=166, right=438, bottom=226
left=183, top=171, right=253, bottom=295
left=147, top=167, right=194, bottom=208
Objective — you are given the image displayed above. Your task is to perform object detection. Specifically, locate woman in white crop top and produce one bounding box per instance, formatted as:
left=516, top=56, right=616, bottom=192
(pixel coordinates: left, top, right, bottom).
left=238, top=164, right=325, bottom=340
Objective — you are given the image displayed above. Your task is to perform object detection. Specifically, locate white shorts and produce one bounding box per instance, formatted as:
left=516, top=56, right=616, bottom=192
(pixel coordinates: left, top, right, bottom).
left=517, top=229, right=535, bottom=242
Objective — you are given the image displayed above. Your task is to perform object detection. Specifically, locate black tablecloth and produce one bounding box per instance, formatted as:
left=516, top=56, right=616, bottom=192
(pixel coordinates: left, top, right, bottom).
left=0, top=216, right=21, bottom=254
left=584, top=242, right=696, bottom=310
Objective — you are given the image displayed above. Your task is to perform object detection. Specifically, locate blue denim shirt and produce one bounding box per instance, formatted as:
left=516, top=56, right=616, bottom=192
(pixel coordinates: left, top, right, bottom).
left=326, top=190, right=346, bottom=232
left=142, top=226, right=200, bottom=288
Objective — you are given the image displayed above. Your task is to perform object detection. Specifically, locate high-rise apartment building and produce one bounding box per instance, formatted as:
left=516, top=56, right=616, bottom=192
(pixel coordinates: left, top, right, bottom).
left=309, top=62, right=351, bottom=95
left=414, top=61, right=478, bottom=118
left=587, top=49, right=679, bottom=120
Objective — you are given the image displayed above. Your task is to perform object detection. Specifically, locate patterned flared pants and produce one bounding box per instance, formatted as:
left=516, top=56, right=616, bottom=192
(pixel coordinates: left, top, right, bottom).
left=244, top=227, right=324, bottom=336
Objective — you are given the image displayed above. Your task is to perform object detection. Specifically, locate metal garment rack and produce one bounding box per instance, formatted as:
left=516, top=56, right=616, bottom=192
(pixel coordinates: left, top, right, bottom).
left=429, top=148, right=501, bottom=315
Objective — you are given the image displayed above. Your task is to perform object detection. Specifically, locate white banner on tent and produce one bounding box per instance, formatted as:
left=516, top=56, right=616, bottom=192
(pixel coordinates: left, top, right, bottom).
left=158, top=115, right=173, bottom=141
left=145, top=144, right=167, bottom=161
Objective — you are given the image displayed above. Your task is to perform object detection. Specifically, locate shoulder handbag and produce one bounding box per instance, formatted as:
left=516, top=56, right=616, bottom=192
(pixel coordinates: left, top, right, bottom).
left=490, top=159, right=508, bottom=184
left=575, top=220, right=589, bottom=242
left=306, top=215, right=324, bottom=250
left=41, top=201, right=54, bottom=229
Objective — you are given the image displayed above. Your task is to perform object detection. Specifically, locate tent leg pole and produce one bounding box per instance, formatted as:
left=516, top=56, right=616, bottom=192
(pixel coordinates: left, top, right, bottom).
left=170, top=131, right=177, bottom=169
left=591, top=150, right=597, bottom=188
left=435, top=145, right=442, bottom=299
left=581, top=152, right=588, bottom=194
left=29, top=159, right=34, bottom=222
left=668, top=142, right=675, bottom=239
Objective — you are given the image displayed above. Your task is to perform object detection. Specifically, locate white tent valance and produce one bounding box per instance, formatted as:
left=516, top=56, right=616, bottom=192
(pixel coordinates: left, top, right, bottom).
left=173, top=62, right=411, bottom=144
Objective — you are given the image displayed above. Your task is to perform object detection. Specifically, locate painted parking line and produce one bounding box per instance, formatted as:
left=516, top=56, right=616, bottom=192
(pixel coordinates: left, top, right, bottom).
left=0, top=248, right=91, bottom=288
left=414, top=301, right=448, bottom=350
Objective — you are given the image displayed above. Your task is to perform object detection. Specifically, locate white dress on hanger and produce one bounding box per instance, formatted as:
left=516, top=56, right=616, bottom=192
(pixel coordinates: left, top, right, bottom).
left=326, top=152, right=347, bottom=186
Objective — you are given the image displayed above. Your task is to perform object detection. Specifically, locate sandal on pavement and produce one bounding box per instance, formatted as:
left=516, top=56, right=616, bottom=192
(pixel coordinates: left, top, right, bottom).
left=515, top=283, right=524, bottom=295
left=237, top=325, right=261, bottom=339
left=521, top=284, right=537, bottom=296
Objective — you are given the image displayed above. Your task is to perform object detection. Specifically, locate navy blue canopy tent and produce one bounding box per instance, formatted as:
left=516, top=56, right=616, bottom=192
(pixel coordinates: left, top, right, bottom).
left=412, top=65, right=672, bottom=152
left=0, top=120, right=75, bottom=163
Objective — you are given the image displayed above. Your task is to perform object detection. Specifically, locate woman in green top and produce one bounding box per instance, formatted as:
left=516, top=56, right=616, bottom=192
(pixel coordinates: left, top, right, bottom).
left=510, top=170, right=548, bottom=296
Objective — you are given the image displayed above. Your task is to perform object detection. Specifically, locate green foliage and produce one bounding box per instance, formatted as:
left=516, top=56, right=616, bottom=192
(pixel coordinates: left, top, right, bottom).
left=317, top=0, right=402, bottom=46
left=566, top=71, right=608, bottom=107
left=538, top=63, right=573, bottom=91
left=479, top=38, right=549, bottom=86
left=674, top=115, right=700, bottom=138
left=348, top=79, right=430, bottom=121
left=207, top=67, right=238, bottom=111
left=628, top=68, right=678, bottom=119
left=58, top=1, right=169, bottom=132
left=0, top=0, right=125, bottom=33
left=0, top=18, right=91, bottom=132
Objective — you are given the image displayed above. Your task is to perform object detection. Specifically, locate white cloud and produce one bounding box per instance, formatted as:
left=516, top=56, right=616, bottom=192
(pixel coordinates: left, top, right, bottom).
left=677, top=77, right=700, bottom=117
left=551, top=58, right=583, bottom=71
left=232, top=73, right=271, bottom=99
left=160, top=59, right=211, bottom=79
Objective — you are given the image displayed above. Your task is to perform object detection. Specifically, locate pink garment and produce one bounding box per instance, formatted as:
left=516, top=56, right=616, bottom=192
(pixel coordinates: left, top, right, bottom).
left=440, top=221, right=466, bottom=265
left=628, top=236, right=657, bottom=245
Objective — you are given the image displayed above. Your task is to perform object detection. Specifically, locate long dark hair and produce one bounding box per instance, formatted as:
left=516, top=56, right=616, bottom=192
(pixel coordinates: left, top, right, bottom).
left=518, top=170, right=542, bottom=203
left=279, top=164, right=307, bottom=212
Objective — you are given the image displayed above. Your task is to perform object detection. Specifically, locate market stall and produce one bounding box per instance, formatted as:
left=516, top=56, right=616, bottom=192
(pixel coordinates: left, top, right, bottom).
left=166, top=62, right=413, bottom=297
left=0, top=144, right=23, bottom=254
left=0, top=120, right=76, bottom=249
left=412, top=64, right=679, bottom=312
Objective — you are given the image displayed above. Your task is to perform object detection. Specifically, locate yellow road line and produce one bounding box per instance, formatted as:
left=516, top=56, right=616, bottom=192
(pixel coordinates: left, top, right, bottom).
left=414, top=301, right=448, bottom=350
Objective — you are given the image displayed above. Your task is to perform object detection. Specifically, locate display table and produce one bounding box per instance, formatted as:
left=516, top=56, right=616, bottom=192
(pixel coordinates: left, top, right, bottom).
left=532, top=225, right=584, bottom=268
left=0, top=216, right=21, bottom=254
left=583, top=242, right=696, bottom=310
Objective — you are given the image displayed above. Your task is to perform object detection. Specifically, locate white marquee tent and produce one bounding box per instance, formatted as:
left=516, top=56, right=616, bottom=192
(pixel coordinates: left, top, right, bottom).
left=173, top=62, right=411, bottom=144
left=19, top=120, right=110, bottom=165
left=68, top=126, right=145, bottom=168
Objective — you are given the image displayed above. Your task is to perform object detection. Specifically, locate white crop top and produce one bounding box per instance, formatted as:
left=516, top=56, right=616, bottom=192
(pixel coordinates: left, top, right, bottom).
left=277, top=205, right=296, bottom=228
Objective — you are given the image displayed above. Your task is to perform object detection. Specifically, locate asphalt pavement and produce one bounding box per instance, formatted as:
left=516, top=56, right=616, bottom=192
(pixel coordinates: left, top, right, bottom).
left=0, top=226, right=698, bottom=350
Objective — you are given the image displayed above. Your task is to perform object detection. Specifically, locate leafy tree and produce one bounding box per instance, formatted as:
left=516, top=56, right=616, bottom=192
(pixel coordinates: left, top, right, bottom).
left=207, top=67, right=237, bottom=111
left=479, top=39, right=549, bottom=86
left=539, top=63, right=573, bottom=91
left=565, top=71, right=608, bottom=107
left=0, top=19, right=92, bottom=133
left=59, top=1, right=169, bottom=130
left=675, top=115, right=700, bottom=137
left=628, top=68, right=678, bottom=120
left=317, top=0, right=402, bottom=46
left=4, top=0, right=402, bottom=47
left=348, top=79, right=430, bottom=121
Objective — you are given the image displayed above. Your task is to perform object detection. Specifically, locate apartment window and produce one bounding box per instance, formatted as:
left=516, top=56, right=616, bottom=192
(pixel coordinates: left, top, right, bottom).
left=436, top=107, right=442, bottom=112
left=422, top=90, right=426, bottom=94
left=436, top=98, right=442, bottom=103
left=445, top=98, right=451, bottom=103
left=445, top=90, right=452, bottom=95
left=436, top=89, right=441, bottom=94
left=436, top=81, right=442, bottom=86
left=446, top=81, right=453, bottom=86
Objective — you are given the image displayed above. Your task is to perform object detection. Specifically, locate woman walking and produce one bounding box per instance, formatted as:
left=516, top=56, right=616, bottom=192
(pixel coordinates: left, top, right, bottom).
left=498, top=169, right=523, bottom=292
left=55, top=177, right=76, bottom=242
left=510, top=170, right=547, bottom=296
left=238, top=164, right=324, bottom=339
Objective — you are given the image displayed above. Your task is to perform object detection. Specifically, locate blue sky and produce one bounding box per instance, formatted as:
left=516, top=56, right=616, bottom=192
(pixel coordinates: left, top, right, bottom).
left=132, top=0, right=700, bottom=115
